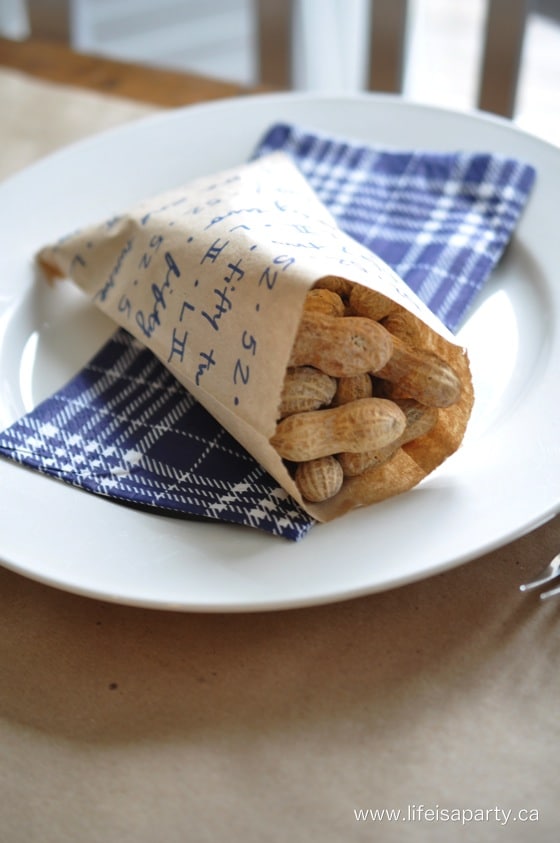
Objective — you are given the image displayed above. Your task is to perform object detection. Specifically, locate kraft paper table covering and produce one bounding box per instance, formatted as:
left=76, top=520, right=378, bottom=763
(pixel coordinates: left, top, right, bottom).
left=1, top=66, right=560, bottom=843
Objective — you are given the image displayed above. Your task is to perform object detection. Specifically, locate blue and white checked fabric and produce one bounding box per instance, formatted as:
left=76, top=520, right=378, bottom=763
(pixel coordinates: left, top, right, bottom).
left=0, top=123, right=536, bottom=540
left=0, top=328, right=312, bottom=540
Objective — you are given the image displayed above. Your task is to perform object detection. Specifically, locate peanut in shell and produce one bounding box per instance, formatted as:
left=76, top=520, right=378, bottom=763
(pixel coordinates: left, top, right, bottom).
left=289, top=311, right=393, bottom=378
left=278, top=366, right=337, bottom=418
left=375, top=334, right=462, bottom=408
left=270, top=397, right=406, bottom=462
left=295, top=456, right=344, bottom=502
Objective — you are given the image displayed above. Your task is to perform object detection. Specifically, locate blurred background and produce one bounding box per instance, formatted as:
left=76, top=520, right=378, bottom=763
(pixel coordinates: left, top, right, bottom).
left=1, top=0, right=559, bottom=143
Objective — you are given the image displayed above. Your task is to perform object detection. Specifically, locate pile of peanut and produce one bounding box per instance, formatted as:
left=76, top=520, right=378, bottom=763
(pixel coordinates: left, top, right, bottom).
left=270, top=277, right=463, bottom=504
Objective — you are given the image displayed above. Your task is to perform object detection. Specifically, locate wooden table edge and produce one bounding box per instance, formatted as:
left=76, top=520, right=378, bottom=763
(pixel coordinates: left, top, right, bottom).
left=0, top=36, right=268, bottom=107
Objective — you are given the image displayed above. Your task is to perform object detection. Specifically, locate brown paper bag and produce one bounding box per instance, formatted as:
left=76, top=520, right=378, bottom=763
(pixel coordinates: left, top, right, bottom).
left=37, top=152, right=474, bottom=522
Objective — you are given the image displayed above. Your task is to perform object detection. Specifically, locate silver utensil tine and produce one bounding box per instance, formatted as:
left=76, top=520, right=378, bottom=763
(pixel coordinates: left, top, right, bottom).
left=519, top=553, right=560, bottom=592
left=539, top=583, right=560, bottom=601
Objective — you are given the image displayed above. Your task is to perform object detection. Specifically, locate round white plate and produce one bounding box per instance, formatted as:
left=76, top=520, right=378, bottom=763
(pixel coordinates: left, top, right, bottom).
left=1, top=92, right=559, bottom=612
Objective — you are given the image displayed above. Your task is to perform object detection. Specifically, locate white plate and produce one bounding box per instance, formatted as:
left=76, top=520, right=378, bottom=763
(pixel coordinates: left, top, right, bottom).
left=1, top=92, right=559, bottom=612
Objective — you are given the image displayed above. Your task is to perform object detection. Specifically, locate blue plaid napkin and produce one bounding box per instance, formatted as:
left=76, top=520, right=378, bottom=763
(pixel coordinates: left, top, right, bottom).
left=0, top=124, right=535, bottom=540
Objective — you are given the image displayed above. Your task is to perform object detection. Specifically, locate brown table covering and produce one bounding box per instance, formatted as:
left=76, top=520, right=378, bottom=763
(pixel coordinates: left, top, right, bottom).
left=1, top=37, right=560, bottom=843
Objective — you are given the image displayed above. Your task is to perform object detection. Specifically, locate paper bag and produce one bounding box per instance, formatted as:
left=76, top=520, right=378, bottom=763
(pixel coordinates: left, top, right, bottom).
left=37, top=152, right=474, bottom=521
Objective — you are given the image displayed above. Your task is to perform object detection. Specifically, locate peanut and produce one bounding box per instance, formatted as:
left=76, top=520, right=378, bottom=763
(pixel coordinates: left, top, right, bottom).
left=375, top=334, right=462, bottom=408
left=336, top=448, right=426, bottom=511
left=334, top=372, right=373, bottom=405
left=295, top=456, right=344, bottom=502
left=380, top=308, right=423, bottom=346
left=338, top=399, right=439, bottom=476
left=395, top=399, right=439, bottom=444
left=270, top=397, right=406, bottom=462
left=338, top=442, right=397, bottom=477
left=349, top=284, right=397, bottom=322
left=277, top=366, right=337, bottom=418
left=303, top=288, right=345, bottom=317
left=289, top=311, right=393, bottom=377
left=313, top=275, right=353, bottom=300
